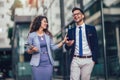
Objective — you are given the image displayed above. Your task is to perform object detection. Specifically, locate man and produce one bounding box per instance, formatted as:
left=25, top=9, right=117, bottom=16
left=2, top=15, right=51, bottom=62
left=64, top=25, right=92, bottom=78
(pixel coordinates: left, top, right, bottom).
left=65, top=7, right=99, bottom=80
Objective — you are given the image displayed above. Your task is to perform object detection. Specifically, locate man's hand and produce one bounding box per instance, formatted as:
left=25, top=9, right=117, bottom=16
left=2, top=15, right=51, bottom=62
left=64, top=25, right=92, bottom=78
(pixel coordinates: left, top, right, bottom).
left=65, top=40, right=74, bottom=46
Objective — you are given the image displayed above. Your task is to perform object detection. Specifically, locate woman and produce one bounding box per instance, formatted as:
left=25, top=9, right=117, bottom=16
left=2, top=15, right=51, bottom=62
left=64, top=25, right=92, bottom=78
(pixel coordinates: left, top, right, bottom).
left=25, top=15, right=66, bottom=80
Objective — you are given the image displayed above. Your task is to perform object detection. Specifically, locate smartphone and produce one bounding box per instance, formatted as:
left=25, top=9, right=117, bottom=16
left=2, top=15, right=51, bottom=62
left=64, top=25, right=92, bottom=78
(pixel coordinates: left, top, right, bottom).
left=25, top=43, right=33, bottom=50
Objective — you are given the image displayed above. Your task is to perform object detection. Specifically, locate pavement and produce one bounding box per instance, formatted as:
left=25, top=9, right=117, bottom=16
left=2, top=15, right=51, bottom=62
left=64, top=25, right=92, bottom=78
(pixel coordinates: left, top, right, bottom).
left=3, top=77, right=120, bottom=80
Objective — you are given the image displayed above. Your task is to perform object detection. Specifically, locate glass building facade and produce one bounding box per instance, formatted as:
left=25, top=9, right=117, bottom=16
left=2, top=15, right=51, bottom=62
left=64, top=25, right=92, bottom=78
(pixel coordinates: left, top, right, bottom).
left=12, top=18, right=32, bottom=80
left=83, top=0, right=120, bottom=80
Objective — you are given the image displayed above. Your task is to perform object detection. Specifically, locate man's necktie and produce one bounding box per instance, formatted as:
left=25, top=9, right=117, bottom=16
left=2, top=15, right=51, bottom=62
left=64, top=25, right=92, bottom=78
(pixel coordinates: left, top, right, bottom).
left=79, top=27, right=83, bottom=56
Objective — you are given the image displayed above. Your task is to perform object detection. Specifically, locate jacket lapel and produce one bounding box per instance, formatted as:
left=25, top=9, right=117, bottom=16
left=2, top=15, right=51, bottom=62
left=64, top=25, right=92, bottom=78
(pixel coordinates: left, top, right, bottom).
left=45, top=34, right=49, bottom=46
left=72, top=27, right=76, bottom=40
left=85, top=25, right=90, bottom=39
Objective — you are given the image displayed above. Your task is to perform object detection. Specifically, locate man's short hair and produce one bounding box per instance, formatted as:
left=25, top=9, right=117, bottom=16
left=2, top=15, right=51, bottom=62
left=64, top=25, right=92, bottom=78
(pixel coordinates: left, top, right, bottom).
left=72, top=7, right=84, bottom=15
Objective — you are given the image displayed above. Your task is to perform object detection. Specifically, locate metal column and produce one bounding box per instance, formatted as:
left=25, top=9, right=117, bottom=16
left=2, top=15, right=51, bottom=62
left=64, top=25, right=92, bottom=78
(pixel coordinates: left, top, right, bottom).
left=100, top=0, right=108, bottom=80
left=59, top=0, right=68, bottom=80
left=80, top=0, right=83, bottom=9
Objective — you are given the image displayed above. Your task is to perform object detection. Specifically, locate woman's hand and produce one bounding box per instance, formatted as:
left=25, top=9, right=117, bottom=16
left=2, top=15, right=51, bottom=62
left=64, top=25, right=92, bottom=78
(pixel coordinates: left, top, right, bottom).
left=62, top=34, right=68, bottom=44
left=27, top=46, right=39, bottom=54
left=57, top=34, right=68, bottom=48
left=31, top=47, right=39, bottom=52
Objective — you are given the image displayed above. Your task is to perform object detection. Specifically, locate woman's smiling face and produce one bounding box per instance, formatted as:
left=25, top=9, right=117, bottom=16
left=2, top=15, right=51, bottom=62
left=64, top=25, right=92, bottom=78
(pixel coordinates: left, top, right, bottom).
left=40, top=18, right=48, bottom=29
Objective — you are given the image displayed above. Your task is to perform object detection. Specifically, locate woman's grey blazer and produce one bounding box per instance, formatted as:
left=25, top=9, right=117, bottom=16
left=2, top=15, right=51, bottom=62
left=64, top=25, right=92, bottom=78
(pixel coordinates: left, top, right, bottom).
left=25, top=32, right=59, bottom=66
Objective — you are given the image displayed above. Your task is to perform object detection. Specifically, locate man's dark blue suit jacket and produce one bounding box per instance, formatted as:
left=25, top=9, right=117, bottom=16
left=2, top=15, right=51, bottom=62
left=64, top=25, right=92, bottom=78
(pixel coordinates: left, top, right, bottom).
left=65, top=24, right=99, bottom=64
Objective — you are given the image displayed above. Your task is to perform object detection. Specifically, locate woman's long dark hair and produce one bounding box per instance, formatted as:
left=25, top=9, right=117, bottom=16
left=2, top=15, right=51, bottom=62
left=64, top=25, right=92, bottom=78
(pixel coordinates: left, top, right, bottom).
left=28, top=15, right=53, bottom=37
